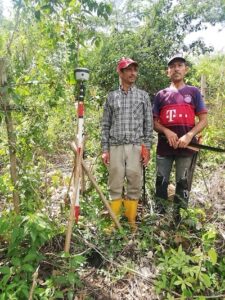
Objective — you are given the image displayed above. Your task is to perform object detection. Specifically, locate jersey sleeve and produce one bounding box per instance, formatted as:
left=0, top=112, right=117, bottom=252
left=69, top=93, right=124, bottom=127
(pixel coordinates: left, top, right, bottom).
left=194, top=88, right=208, bottom=115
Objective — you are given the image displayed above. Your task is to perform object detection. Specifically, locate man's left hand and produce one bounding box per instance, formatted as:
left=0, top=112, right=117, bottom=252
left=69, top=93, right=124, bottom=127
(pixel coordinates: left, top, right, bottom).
left=178, top=132, right=194, bottom=148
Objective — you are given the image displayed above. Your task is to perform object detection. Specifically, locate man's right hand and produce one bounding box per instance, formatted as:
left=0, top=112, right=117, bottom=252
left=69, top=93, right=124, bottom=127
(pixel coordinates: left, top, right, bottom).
left=102, top=152, right=110, bottom=165
left=141, top=144, right=150, bottom=167
left=164, top=128, right=179, bottom=149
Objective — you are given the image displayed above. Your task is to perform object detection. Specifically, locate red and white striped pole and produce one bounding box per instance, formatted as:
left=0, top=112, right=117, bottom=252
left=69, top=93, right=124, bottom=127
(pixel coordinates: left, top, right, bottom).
left=74, top=83, right=84, bottom=222
left=74, top=68, right=89, bottom=223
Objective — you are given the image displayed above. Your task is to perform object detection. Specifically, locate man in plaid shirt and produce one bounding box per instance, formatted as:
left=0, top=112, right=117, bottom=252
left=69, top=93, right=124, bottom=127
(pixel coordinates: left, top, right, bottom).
left=101, top=57, right=153, bottom=231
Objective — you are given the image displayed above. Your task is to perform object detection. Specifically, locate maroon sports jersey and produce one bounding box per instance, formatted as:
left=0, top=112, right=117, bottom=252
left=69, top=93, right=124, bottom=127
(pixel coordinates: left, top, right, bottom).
left=153, top=85, right=207, bottom=156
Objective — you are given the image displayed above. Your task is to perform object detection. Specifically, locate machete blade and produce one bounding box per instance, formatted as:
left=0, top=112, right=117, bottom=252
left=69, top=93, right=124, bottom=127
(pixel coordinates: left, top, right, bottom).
left=189, top=142, right=225, bottom=153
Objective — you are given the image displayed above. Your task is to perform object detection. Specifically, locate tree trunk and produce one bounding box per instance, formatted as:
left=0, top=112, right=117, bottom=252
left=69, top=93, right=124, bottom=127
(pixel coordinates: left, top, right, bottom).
left=200, top=74, right=206, bottom=101
left=0, top=58, right=20, bottom=214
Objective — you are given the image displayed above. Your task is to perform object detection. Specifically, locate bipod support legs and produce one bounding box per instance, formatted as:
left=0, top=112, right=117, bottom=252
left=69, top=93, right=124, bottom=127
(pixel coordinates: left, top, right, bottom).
left=70, top=141, right=123, bottom=232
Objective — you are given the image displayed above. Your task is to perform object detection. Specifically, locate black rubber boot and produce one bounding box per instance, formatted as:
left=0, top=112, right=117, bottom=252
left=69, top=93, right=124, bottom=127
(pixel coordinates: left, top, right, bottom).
left=155, top=175, right=168, bottom=214
left=173, top=178, right=189, bottom=225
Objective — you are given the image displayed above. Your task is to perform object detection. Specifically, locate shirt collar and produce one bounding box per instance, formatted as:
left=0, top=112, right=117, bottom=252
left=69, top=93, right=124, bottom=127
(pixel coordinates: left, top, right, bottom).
left=169, top=84, right=186, bottom=91
left=119, top=85, right=136, bottom=94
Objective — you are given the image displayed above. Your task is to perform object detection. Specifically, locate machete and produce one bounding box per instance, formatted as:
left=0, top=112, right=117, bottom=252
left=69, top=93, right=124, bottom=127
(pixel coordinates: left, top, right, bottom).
left=160, top=135, right=225, bottom=152
left=188, top=141, right=225, bottom=152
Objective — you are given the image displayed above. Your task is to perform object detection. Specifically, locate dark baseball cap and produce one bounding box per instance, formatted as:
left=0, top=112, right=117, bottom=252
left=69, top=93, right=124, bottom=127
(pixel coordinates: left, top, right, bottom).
left=167, top=54, right=186, bottom=66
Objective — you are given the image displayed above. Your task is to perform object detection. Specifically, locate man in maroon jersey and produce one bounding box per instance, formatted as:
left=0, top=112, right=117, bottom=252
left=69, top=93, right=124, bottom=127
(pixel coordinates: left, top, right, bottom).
left=152, top=54, right=208, bottom=224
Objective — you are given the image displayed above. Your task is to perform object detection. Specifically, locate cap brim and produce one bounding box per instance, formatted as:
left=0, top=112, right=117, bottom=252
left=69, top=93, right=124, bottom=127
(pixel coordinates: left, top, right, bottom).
left=168, top=57, right=186, bottom=65
left=122, top=62, right=138, bottom=70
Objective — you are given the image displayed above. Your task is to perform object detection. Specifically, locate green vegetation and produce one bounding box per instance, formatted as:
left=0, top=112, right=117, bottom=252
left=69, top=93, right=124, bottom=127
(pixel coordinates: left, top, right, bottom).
left=0, top=0, right=225, bottom=299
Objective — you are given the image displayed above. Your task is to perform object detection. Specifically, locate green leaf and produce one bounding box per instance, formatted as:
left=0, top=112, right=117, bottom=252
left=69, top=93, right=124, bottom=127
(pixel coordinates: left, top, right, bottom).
left=1, top=274, right=11, bottom=286
left=23, top=251, right=38, bottom=263
left=30, top=230, right=37, bottom=242
left=11, top=257, right=21, bottom=267
left=67, top=291, right=74, bottom=300
left=35, top=10, right=41, bottom=20
left=54, top=291, right=64, bottom=298
left=174, top=276, right=183, bottom=286
left=21, top=264, right=34, bottom=273
left=200, top=273, right=211, bottom=288
left=208, top=248, right=217, bottom=265
left=0, top=266, right=10, bottom=275
left=70, top=255, right=86, bottom=267
left=68, top=272, right=79, bottom=284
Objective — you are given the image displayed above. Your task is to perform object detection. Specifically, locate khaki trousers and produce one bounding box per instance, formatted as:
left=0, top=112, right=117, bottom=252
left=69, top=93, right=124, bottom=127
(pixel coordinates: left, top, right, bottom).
left=109, top=144, right=142, bottom=200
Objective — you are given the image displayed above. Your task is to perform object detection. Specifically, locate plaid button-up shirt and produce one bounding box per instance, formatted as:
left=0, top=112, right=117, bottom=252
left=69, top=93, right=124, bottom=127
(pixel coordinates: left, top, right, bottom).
left=101, top=85, right=153, bottom=152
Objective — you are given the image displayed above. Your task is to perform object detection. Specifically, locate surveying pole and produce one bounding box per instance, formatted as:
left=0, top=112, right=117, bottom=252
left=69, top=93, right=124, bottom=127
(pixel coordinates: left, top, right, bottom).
left=64, top=68, right=89, bottom=253
left=74, top=68, right=89, bottom=222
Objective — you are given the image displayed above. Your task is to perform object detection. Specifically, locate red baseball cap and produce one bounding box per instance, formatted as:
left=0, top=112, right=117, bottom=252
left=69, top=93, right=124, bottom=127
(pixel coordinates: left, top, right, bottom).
left=117, top=57, right=138, bottom=72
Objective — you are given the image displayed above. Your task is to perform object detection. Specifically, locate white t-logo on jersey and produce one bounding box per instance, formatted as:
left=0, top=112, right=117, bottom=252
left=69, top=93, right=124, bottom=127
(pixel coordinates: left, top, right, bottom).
left=166, top=109, right=176, bottom=122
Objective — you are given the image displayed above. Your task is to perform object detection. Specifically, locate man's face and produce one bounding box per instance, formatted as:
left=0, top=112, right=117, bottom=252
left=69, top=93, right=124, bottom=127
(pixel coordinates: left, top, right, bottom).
left=167, top=60, right=188, bottom=82
left=119, top=64, right=138, bottom=85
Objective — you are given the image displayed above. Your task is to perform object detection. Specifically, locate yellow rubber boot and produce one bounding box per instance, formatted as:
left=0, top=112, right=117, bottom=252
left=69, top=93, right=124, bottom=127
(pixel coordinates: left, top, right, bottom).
left=124, top=199, right=138, bottom=232
left=105, top=199, right=122, bottom=234
left=110, top=199, right=123, bottom=217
